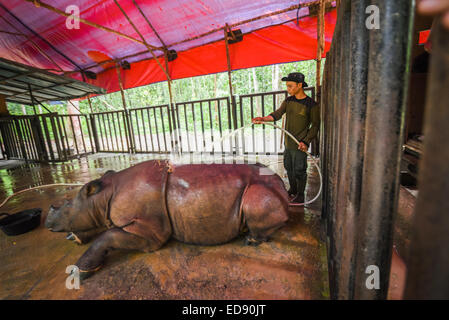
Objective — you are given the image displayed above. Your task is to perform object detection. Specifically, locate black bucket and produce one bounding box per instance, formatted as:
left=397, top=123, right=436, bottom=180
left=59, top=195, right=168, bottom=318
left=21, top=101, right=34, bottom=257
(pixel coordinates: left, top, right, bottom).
left=0, top=208, right=42, bottom=236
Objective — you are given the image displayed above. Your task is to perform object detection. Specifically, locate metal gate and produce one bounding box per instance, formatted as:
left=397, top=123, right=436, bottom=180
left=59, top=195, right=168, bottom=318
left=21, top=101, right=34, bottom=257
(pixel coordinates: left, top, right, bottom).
left=0, top=89, right=318, bottom=161
left=0, top=113, right=94, bottom=162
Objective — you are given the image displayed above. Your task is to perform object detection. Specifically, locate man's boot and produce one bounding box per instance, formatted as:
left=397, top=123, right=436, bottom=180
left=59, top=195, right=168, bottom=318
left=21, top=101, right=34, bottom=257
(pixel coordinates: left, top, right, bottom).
left=291, top=178, right=306, bottom=204
left=287, top=173, right=297, bottom=198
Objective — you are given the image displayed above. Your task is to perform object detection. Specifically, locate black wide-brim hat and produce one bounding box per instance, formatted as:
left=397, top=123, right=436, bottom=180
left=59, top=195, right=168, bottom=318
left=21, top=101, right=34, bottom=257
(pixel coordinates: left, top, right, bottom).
left=281, top=72, right=308, bottom=87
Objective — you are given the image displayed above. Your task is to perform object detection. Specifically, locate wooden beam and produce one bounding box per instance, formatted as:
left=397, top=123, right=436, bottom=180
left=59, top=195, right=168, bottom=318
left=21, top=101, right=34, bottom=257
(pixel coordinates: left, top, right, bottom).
left=131, top=0, right=167, bottom=48
left=113, top=0, right=171, bottom=81
left=24, top=0, right=161, bottom=51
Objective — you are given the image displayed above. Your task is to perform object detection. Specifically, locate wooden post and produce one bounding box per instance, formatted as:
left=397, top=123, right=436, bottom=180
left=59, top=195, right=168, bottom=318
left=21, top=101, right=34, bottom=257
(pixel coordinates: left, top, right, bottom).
left=87, top=96, right=94, bottom=113
left=224, top=24, right=239, bottom=154
left=116, top=64, right=134, bottom=153
left=0, top=94, right=10, bottom=116
left=316, top=0, right=325, bottom=103
left=312, top=0, right=326, bottom=156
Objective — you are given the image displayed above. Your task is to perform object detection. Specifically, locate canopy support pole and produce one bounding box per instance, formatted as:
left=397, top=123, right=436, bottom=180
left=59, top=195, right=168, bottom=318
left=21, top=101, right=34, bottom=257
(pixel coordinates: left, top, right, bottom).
left=224, top=24, right=239, bottom=155
left=68, top=100, right=82, bottom=114
left=316, top=0, right=325, bottom=103
left=87, top=96, right=94, bottom=113
left=115, top=64, right=135, bottom=154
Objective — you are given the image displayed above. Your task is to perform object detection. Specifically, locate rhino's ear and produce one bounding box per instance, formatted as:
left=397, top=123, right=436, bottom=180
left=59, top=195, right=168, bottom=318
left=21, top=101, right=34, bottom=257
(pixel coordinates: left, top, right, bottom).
left=84, top=180, right=102, bottom=197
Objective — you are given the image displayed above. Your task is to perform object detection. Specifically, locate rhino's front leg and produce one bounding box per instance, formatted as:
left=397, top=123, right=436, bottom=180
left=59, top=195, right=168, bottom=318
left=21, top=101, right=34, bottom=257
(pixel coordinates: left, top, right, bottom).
left=75, top=227, right=160, bottom=280
left=66, top=226, right=108, bottom=245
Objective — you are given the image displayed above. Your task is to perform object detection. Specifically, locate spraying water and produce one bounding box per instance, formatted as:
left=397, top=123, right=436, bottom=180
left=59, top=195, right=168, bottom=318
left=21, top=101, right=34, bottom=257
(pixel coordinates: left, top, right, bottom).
left=215, top=122, right=323, bottom=207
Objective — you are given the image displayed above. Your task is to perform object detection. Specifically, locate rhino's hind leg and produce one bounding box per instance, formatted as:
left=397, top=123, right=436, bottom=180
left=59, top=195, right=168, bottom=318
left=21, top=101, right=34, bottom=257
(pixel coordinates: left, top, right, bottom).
left=75, top=227, right=164, bottom=280
left=241, top=183, right=289, bottom=246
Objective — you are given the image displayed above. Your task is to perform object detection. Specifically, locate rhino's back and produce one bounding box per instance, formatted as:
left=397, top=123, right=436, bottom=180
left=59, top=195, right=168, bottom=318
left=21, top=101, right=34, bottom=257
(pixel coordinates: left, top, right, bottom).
left=166, top=164, right=255, bottom=245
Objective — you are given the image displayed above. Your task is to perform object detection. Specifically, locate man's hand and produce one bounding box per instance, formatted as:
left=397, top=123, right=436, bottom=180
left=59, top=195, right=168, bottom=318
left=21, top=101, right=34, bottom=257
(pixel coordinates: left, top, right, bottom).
left=298, top=142, right=308, bottom=152
left=252, top=117, right=266, bottom=124
left=418, top=0, right=449, bottom=29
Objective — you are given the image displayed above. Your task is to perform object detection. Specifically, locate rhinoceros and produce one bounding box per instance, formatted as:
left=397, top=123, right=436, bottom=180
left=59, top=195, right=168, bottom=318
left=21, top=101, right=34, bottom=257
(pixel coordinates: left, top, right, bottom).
left=45, top=160, right=289, bottom=279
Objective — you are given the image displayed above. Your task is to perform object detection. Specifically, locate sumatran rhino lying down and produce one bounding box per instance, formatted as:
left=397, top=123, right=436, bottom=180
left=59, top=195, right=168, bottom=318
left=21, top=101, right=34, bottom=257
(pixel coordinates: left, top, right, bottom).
left=45, top=160, right=289, bottom=279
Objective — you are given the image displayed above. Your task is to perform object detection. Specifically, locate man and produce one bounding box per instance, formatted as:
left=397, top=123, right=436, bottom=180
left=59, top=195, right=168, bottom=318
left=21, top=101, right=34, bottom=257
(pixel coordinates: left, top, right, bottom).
left=252, top=72, right=320, bottom=204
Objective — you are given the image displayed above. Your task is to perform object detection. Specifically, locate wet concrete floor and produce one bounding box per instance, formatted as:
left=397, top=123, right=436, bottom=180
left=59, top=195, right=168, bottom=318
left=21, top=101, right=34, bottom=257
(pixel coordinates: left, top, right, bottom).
left=0, top=153, right=329, bottom=300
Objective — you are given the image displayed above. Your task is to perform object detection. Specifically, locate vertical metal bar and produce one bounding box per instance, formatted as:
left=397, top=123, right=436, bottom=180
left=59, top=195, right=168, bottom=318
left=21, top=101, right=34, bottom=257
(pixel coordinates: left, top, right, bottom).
left=25, top=118, right=39, bottom=160
left=404, top=19, right=449, bottom=300
left=78, top=115, right=87, bottom=154
left=133, top=110, right=142, bottom=152
left=146, top=108, right=155, bottom=152
left=102, top=113, right=110, bottom=151
left=19, top=119, right=32, bottom=159
left=165, top=104, right=174, bottom=152
left=115, top=112, right=124, bottom=152
left=272, top=94, right=277, bottom=153
left=41, top=115, right=54, bottom=160
left=85, top=115, right=94, bottom=153
left=208, top=100, right=214, bottom=153
left=90, top=114, right=101, bottom=152
left=140, top=109, right=148, bottom=152
left=239, top=96, right=246, bottom=154
left=250, top=96, right=255, bottom=153
left=261, top=95, right=266, bottom=154
left=217, top=99, right=224, bottom=152
left=31, top=116, right=48, bottom=162
left=174, top=104, right=183, bottom=153
left=122, top=111, right=131, bottom=152
left=96, top=114, right=104, bottom=151
left=226, top=96, right=233, bottom=154
left=199, top=102, right=206, bottom=152
left=159, top=106, right=167, bottom=151
left=60, top=116, right=71, bottom=159
left=106, top=113, right=114, bottom=151
left=153, top=108, right=161, bottom=152
left=182, top=104, right=190, bottom=153
left=69, top=116, right=80, bottom=156
left=110, top=112, right=120, bottom=152
left=49, top=116, right=62, bottom=160
left=190, top=103, right=198, bottom=152
left=55, top=116, right=68, bottom=160
left=354, top=0, right=414, bottom=299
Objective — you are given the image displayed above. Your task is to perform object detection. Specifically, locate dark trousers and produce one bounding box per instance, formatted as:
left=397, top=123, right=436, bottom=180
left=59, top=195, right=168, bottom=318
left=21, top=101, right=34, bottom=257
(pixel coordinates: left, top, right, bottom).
left=283, top=148, right=308, bottom=195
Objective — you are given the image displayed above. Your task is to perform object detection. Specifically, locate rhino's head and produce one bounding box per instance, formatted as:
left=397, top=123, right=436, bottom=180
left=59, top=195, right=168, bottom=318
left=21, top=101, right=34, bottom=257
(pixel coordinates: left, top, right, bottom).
left=45, top=179, right=104, bottom=232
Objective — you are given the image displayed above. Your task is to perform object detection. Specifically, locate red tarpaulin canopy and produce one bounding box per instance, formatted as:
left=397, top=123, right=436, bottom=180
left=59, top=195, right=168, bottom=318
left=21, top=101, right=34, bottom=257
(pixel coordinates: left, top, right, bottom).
left=0, top=0, right=337, bottom=95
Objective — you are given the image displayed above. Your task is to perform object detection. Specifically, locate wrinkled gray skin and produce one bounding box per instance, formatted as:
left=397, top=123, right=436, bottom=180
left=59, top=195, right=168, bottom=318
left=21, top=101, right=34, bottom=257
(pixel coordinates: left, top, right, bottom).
left=45, top=161, right=289, bottom=281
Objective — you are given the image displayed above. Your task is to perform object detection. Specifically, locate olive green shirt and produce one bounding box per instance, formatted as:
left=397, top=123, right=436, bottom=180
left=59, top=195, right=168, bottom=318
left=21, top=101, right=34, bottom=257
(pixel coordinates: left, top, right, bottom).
left=269, top=95, right=320, bottom=150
